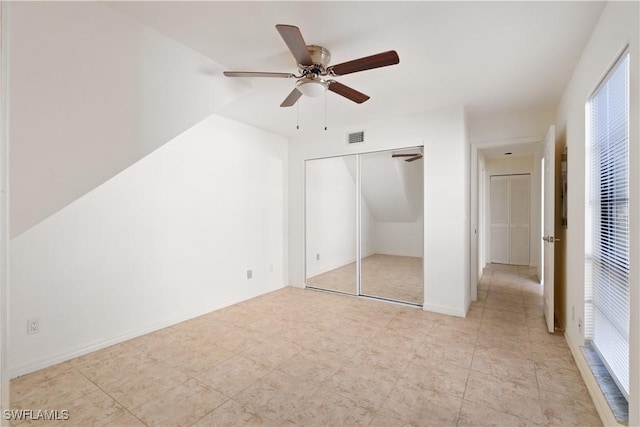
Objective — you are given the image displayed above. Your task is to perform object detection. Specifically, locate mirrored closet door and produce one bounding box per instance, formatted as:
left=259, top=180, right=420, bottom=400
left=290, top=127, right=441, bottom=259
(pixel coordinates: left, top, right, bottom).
left=360, top=149, right=424, bottom=304
left=305, top=155, right=358, bottom=295
left=305, top=148, right=424, bottom=306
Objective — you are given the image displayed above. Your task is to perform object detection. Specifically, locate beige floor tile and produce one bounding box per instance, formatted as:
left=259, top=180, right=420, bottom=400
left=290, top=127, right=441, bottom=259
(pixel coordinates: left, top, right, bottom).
left=162, top=342, right=234, bottom=377
left=535, top=364, right=590, bottom=398
left=350, top=345, right=413, bottom=375
left=55, top=390, right=125, bottom=426
left=403, top=359, right=470, bottom=398
left=101, top=362, right=189, bottom=409
left=288, top=387, right=375, bottom=426
left=369, top=412, right=415, bottom=427
left=69, top=342, right=136, bottom=366
left=482, top=307, right=528, bottom=325
left=73, top=349, right=156, bottom=388
left=127, top=328, right=194, bottom=354
left=464, top=370, right=545, bottom=424
left=206, top=304, right=265, bottom=327
left=415, top=338, right=475, bottom=369
left=197, top=354, right=271, bottom=398
left=475, top=334, right=532, bottom=359
left=215, top=327, right=269, bottom=353
left=233, top=370, right=319, bottom=424
left=381, top=379, right=462, bottom=426
left=192, top=399, right=277, bottom=426
left=323, top=361, right=399, bottom=411
left=240, top=336, right=303, bottom=368
left=428, top=324, right=479, bottom=347
left=539, top=389, right=603, bottom=426
left=458, top=400, right=541, bottom=427
left=130, top=379, right=226, bottom=426
left=278, top=322, right=329, bottom=348
left=528, top=329, right=569, bottom=348
left=9, top=363, right=75, bottom=403
left=11, top=369, right=100, bottom=409
left=471, top=347, right=537, bottom=387
left=275, top=348, right=347, bottom=385
left=304, top=333, right=367, bottom=359
left=531, top=345, right=579, bottom=371
left=100, top=411, right=145, bottom=426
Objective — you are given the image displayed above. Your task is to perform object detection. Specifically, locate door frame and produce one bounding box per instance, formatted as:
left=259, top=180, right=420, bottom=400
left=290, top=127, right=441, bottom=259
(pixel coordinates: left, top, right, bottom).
left=470, top=136, right=543, bottom=301
left=1, top=0, right=10, bottom=415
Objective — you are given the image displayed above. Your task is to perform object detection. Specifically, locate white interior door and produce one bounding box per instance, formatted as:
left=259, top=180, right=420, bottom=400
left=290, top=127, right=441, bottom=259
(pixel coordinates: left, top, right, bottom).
left=509, top=175, right=530, bottom=265
left=490, top=176, right=510, bottom=264
left=542, top=125, right=556, bottom=333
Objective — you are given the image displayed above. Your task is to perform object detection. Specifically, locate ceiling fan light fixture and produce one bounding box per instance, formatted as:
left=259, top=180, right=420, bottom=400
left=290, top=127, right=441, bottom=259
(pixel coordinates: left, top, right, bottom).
left=296, top=79, right=327, bottom=97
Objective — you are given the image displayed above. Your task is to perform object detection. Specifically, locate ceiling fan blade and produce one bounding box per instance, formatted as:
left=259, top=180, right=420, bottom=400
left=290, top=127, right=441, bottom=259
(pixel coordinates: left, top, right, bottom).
left=392, top=153, right=418, bottom=157
left=329, top=50, right=400, bottom=76
left=280, top=88, right=303, bottom=107
left=224, top=71, right=296, bottom=78
left=276, top=24, right=313, bottom=66
left=406, top=155, right=423, bottom=162
left=327, top=81, right=370, bottom=104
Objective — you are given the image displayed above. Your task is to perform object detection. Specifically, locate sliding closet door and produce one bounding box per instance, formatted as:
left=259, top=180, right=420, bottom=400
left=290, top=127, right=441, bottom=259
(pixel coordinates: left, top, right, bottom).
left=305, top=156, right=358, bottom=295
left=359, top=149, right=424, bottom=305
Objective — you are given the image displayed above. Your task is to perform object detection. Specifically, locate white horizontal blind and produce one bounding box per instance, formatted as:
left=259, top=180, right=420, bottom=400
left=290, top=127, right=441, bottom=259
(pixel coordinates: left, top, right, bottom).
left=585, top=51, right=630, bottom=398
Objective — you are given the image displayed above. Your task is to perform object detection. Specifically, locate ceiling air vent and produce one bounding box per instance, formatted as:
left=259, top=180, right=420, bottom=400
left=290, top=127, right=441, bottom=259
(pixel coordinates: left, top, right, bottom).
left=347, top=131, right=365, bottom=145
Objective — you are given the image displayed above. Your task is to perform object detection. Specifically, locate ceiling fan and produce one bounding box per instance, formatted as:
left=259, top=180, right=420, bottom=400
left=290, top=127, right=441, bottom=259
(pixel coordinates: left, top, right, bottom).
left=223, top=24, right=400, bottom=107
left=392, top=152, right=423, bottom=162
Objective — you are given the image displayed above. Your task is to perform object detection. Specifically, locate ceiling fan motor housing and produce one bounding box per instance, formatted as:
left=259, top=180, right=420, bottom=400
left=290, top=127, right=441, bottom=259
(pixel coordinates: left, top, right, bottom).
left=301, top=45, right=331, bottom=76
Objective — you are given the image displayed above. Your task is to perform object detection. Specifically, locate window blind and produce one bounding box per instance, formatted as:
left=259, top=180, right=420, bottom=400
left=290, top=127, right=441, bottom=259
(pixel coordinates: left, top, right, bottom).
left=585, top=51, right=630, bottom=398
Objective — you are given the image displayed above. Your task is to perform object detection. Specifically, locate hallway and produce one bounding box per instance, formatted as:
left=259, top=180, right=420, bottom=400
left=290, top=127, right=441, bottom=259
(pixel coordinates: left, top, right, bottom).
left=9, top=265, right=601, bottom=426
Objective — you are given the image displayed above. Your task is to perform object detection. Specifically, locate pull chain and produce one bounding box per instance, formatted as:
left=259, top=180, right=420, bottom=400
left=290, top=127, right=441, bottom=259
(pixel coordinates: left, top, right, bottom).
left=296, top=100, right=300, bottom=130
left=324, top=88, right=328, bottom=131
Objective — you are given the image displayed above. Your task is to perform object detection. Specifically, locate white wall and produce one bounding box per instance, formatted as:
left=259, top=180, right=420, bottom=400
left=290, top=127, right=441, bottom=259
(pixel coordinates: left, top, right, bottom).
left=468, top=106, right=555, bottom=144
left=9, top=114, right=288, bottom=377
left=483, top=154, right=541, bottom=269
left=289, top=108, right=470, bottom=316
left=361, top=151, right=423, bottom=258
left=555, top=2, right=639, bottom=425
left=304, top=156, right=358, bottom=278
left=372, top=217, right=423, bottom=257
left=9, top=2, right=246, bottom=237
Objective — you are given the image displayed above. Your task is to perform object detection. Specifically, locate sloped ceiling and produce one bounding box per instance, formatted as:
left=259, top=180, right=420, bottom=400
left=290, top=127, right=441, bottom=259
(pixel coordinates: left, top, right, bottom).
left=107, top=1, right=605, bottom=137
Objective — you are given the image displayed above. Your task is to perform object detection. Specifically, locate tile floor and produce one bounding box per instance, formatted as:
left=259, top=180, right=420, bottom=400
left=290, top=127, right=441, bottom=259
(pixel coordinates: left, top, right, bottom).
left=10, top=264, right=602, bottom=426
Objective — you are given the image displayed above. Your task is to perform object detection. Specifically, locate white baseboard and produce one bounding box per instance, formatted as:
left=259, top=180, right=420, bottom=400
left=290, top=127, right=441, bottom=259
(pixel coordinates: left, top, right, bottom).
left=422, top=302, right=466, bottom=318
left=564, top=333, right=624, bottom=427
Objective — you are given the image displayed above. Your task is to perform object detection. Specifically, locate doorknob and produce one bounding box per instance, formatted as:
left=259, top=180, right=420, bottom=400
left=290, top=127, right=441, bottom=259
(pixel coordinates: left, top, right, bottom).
left=542, top=236, right=560, bottom=243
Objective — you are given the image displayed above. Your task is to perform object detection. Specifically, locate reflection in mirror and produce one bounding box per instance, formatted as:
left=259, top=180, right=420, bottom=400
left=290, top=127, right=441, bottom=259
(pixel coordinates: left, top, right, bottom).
left=305, top=155, right=358, bottom=295
left=360, top=148, right=424, bottom=304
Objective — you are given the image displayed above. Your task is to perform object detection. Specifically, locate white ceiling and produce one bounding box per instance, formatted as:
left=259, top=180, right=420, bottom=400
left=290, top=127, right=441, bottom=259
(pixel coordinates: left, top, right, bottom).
left=107, top=1, right=605, bottom=137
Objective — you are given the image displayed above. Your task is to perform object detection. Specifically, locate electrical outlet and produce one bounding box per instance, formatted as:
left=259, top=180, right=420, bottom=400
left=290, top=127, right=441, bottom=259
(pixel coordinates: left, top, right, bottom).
left=27, top=318, right=39, bottom=335
left=316, top=253, right=320, bottom=261
left=246, top=269, right=252, bottom=279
